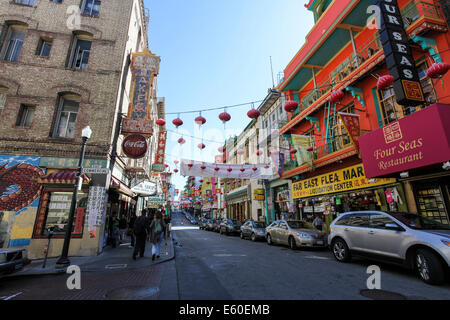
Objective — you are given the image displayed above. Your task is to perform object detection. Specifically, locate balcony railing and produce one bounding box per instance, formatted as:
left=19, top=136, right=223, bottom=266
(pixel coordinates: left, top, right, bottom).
left=402, top=0, right=445, bottom=28
left=300, top=79, right=331, bottom=113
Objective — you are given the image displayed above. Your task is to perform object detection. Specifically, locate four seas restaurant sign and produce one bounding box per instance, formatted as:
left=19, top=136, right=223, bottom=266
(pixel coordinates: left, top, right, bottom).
left=360, top=104, right=450, bottom=178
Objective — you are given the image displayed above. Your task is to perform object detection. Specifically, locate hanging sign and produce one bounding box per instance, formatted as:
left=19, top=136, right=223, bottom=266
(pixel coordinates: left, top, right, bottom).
left=372, top=0, right=425, bottom=106
left=291, top=135, right=313, bottom=167
left=121, top=49, right=160, bottom=136
left=154, top=131, right=167, bottom=165
left=122, top=134, right=148, bottom=159
left=338, top=112, right=361, bottom=150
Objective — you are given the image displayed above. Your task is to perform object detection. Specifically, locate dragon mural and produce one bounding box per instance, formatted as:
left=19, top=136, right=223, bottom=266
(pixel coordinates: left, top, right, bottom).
left=0, top=162, right=44, bottom=212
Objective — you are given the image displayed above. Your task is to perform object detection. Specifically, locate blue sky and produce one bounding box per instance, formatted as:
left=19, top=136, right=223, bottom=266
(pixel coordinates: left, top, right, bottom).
left=145, top=0, right=314, bottom=190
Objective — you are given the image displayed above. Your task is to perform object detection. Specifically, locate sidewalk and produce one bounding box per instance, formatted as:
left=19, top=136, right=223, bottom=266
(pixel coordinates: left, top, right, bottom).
left=4, top=234, right=175, bottom=278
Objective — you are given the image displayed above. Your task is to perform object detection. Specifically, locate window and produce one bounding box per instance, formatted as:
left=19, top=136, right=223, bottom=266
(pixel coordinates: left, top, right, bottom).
left=2, top=27, right=26, bottom=62
left=41, top=191, right=88, bottom=237
left=327, top=104, right=354, bottom=152
left=13, top=0, right=36, bottom=5
left=69, top=37, right=91, bottom=70
left=369, top=213, right=396, bottom=229
left=335, top=215, right=351, bottom=226
left=378, top=60, right=436, bottom=125
left=0, top=88, right=6, bottom=113
left=51, top=0, right=63, bottom=3
left=16, top=104, right=35, bottom=127
left=54, top=96, right=79, bottom=138
left=348, top=214, right=370, bottom=227
left=82, top=0, right=101, bottom=17
left=36, top=38, right=52, bottom=57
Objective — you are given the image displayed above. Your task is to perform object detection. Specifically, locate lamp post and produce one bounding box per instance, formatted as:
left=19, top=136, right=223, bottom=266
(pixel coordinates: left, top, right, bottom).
left=56, top=126, right=92, bottom=269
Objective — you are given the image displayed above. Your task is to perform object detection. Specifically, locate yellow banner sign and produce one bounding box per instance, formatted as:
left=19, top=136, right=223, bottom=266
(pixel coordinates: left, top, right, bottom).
left=253, top=195, right=265, bottom=201
left=292, top=164, right=395, bottom=199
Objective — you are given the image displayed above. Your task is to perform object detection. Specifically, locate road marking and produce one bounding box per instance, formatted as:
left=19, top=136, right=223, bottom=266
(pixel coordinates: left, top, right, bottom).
left=213, top=254, right=247, bottom=257
left=105, top=264, right=128, bottom=269
left=3, top=292, right=23, bottom=300
left=171, top=226, right=199, bottom=231
left=304, top=256, right=330, bottom=260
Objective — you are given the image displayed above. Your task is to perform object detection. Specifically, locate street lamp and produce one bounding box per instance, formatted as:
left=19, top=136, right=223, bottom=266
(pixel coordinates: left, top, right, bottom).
left=56, top=126, right=92, bottom=269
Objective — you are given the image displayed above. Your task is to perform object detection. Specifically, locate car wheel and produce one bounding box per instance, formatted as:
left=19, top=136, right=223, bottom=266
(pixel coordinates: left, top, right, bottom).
left=267, top=234, right=273, bottom=245
left=415, top=248, right=446, bottom=285
left=289, top=236, right=297, bottom=250
left=332, top=238, right=351, bottom=262
left=251, top=233, right=256, bottom=242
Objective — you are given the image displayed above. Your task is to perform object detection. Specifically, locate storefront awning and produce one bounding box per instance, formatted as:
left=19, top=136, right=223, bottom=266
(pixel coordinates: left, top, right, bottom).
left=39, top=169, right=90, bottom=185
left=360, top=104, right=450, bottom=179
left=110, top=176, right=136, bottom=198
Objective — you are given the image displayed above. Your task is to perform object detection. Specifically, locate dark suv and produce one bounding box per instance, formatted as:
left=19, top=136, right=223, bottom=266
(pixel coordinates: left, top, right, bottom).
left=219, top=219, right=242, bottom=235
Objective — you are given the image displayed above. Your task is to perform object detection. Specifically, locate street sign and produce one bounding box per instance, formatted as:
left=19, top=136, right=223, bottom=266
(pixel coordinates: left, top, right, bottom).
left=82, top=167, right=110, bottom=175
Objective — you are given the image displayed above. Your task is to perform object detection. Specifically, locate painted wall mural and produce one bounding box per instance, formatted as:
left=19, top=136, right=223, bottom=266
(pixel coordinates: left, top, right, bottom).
left=0, top=155, right=44, bottom=248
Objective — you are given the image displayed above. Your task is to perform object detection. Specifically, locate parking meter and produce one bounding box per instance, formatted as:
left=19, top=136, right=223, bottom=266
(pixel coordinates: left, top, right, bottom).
left=42, top=225, right=55, bottom=268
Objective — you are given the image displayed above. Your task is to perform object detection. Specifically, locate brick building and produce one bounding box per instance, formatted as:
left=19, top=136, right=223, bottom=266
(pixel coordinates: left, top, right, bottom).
left=0, top=0, right=161, bottom=259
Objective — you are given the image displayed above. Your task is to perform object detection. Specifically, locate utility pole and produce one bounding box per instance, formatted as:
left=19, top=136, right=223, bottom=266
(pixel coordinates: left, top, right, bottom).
left=270, top=56, right=275, bottom=88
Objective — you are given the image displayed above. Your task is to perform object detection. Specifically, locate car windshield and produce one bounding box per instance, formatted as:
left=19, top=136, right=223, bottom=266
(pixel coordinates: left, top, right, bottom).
left=287, top=221, right=308, bottom=229
left=388, top=212, right=450, bottom=230
left=254, top=222, right=266, bottom=228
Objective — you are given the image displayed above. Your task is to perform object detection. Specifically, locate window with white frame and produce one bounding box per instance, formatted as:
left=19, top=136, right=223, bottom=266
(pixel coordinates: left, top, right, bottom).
left=54, top=96, right=80, bottom=138
left=16, top=104, right=35, bottom=127
left=69, top=37, right=91, bottom=71
left=2, top=26, right=26, bottom=62
left=36, top=38, right=52, bottom=57
left=81, top=0, right=101, bottom=17
left=0, top=88, right=7, bottom=113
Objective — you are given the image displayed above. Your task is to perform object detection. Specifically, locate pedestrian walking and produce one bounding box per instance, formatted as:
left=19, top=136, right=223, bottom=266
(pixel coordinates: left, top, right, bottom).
left=132, top=211, right=150, bottom=260
left=313, top=214, right=323, bottom=231
left=164, top=214, right=171, bottom=244
left=128, top=213, right=137, bottom=247
left=149, top=211, right=166, bottom=261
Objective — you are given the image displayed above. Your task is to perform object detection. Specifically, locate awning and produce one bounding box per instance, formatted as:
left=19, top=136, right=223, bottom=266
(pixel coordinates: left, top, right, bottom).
left=110, top=176, right=136, bottom=198
left=39, top=169, right=90, bottom=185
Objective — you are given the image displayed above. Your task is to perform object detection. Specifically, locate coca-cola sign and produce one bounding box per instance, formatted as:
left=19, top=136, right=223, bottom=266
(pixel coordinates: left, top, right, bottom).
left=122, top=134, right=148, bottom=159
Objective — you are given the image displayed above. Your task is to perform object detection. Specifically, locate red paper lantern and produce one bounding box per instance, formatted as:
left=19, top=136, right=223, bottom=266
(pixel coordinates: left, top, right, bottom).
left=174, top=160, right=179, bottom=164
left=256, top=150, right=263, bottom=156
left=201, top=165, right=206, bottom=170
left=306, top=146, right=314, bottom=152
left=214, top=167, right=220, bottom=171
left=264, top=165, right=270, bottom=169
left=330, top=90, right=344, bottom=104
left=252, top=167, right=258, bottom=172
left=227, top=168, right=233, bottom=172
left=219, top=112, right=231, bottom=123
left=174, top=169, right=179, bottom=173
left=284, top=100, right=298, bottom=113
left=172, top=118, right=183, bottom=128
left=156, top=119, right=166, bottom=126
left=227, top=182, right=230, bottom=185
left=220, top=182, right=224, bottom=186
left=247, top=109, right=260, bottom=119
left=427, top=62, right=450, bottom=79
left=198, top=143, right=206, bottom=150
left=187, top=163, right=193, bottom=168
left=240, top=168, right=245, bottom=172
left=237, top=179, right=241, bottom=183
left=178, top=138, right=186, bottom=145
left=164, top=164, right=169, bottom=168
left=218, top=147, right=225, bottom=153
left=206, top=181, right=211, bottom=185
left=200, top=179, right=204, bottom=183
left=377, top=75, right=394, bottom=91
left=195, top=116, right=206, bottom=126
left=290, top=148, right=298, bottom=155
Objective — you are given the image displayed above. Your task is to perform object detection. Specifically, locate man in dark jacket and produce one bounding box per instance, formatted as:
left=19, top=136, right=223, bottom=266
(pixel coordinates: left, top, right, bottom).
left=132, top=211, right=150, bottom=260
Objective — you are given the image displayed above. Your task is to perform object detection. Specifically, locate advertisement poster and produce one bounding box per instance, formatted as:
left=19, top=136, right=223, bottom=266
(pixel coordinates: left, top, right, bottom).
left=291, top=134, right=313, bottom=167
left=338, top=112, right=361, bottom=150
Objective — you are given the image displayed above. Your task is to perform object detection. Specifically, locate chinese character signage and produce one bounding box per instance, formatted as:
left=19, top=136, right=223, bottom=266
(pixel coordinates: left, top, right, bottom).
left=154, top=131, right=167, bottom=165
left=372, top=0, right=425, bottom=106
left=338, top=112, right=361, bottom=150
left=122, top=49, right=161, bottom=136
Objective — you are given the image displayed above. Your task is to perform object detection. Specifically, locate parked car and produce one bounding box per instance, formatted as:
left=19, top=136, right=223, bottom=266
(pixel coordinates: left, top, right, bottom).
left=213, top=220, right=221, bottom=233
left=240, top=220, right=267, bottom=241
left=0, top=248, right=30, bottom=276
left=219, top=219, right=242, bottom=235
left=199, top=218, right=208, bottom=230
left=265, top=220, right=327, bottom=249
left=205, top=219, right=215, bottom=231
left=328, top=211, right=450, bottom=285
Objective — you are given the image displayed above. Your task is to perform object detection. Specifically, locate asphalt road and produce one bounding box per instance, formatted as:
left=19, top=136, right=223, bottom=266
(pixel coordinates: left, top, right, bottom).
left=166, top=212, right=450, bottom=300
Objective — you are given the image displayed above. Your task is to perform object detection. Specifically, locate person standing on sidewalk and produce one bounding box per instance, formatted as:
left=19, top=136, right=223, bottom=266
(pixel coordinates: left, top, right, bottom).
left=128, top=213, right=137, bottom=247
left=149, top=211, right=166, bottom=261
left=118, top=215, right=127, bottom=244
left=132, top=211, right=150, bottom=260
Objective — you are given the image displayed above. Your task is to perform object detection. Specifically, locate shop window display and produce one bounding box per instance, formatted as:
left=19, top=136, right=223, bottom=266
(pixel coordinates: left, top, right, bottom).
left=415, top=186, right=449, bottom=225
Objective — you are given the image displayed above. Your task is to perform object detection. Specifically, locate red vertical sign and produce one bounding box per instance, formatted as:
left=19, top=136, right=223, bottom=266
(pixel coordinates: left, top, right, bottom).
left=154, top=131, right=167, bottom=164
left=338, top=112, right=361, bottom=150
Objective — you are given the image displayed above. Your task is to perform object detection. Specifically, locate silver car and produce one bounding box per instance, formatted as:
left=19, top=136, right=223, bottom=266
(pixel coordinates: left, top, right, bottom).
left=240, top=220, right=267, bottom=241
left=265, top=220, right=327, bottom=249
left=328, top=211, right=450, bottom=285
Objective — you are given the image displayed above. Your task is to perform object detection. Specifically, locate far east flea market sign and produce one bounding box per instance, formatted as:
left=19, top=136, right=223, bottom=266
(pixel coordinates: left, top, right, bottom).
left=292, top=164, right=396, bottom=199
left=359, top=104, right=450, bottom=178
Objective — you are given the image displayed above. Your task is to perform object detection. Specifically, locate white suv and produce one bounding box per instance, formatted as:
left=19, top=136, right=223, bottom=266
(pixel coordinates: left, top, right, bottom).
left=328, top=211, right=450, bottom=285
